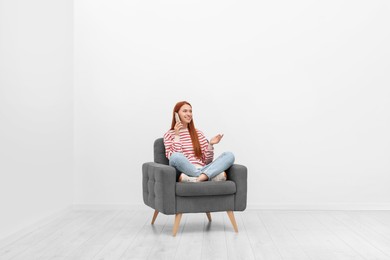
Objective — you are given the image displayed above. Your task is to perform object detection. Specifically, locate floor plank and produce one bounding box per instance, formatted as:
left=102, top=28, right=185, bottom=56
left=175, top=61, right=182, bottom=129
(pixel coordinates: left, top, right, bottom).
left=2, top=210, right=98, bottom=260
left=241, top=210, right=281, bottom=260
left=347, top=211, right=390, bottom=240
left=201, top=212, right=228, bottom=260
left=259, top=211, right=310, bottom=260
left=173, top=213, right=205, bottom=260
left=224, top=211, right=256, bottom=260
left=39, top=210, right=118, bottom=260
left=91, top=210, right=152, bottom=260
left=118, top=210, right=169, bottom=259
left=331, top=211, right=390, bottom=258
left=147, top=213, right=186, bottom=260
left=311, top=211, right=390, bottom=260
left=277, top=211, right=363, bottom=260
left=294, top=211, right=365, bottom=260
left=1, top=209, right=390, bottom=260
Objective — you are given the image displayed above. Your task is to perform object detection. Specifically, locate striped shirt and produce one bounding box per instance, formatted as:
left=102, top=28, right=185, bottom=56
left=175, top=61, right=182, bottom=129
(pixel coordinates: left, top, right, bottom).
left=163, top=128, right=214, bottom=167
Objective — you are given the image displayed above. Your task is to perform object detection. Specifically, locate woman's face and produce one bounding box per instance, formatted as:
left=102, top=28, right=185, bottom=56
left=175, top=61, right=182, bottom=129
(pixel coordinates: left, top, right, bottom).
left=178, top=104, right=193, bottom=124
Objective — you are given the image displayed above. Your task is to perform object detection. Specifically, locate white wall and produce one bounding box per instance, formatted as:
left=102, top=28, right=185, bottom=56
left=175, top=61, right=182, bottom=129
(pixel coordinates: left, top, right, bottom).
left=74, top=0, right=390, bottom=208
left=0, top=0, right=73, bottom=239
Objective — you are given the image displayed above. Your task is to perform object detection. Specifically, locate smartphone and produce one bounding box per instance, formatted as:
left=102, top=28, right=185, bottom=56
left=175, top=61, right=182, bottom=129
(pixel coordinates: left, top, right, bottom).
left=174, top=112, right=181, bottom=123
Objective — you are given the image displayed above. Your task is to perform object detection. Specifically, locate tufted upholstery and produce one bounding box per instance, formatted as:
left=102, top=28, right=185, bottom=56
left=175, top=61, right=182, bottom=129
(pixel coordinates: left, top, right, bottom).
left=142, top=162, right=176, bottom=214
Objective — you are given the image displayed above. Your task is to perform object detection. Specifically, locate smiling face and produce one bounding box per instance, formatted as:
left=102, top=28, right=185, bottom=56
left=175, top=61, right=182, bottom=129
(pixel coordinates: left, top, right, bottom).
left=178, top=104, right=193, bottom=125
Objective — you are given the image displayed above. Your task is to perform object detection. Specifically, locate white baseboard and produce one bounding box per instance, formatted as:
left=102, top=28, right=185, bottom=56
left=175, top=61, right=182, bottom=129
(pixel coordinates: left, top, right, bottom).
left=0, top=206, right=72, bottom=246
left=72, top=203, right=390, bottom=211
left=72, top=204, right=145, bottom=210
left=246, top=203, right=390, bottom=210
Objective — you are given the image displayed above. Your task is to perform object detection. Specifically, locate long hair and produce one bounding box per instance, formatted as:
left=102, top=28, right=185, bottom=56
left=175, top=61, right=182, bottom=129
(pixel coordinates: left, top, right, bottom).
left=170, top=101, right=202, bottom=159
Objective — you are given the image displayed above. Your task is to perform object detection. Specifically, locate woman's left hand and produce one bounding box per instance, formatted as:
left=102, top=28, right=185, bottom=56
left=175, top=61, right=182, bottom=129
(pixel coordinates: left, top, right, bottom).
left=210, top=134, right=224, bottom=145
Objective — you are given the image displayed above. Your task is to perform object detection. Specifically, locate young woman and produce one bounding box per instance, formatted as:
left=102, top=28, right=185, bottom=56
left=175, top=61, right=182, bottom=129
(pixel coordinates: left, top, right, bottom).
left=163, top=101, right=235, bottom=182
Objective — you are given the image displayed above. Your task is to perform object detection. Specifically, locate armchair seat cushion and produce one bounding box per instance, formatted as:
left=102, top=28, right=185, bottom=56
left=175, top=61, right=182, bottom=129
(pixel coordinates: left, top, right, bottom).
left=176, top=180, right=236, bottom=197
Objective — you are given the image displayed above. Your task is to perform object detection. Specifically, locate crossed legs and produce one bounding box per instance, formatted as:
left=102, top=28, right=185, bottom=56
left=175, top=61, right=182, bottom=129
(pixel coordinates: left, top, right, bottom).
left=169, top=152, right=235, bottom=181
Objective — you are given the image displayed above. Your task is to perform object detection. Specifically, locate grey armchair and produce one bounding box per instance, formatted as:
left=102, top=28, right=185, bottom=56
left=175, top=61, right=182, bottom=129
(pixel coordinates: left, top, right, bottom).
left=142, top=138, right=248, bottom=236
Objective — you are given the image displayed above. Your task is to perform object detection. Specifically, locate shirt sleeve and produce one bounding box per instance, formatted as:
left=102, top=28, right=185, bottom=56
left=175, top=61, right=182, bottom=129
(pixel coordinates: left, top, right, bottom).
left=163, top=130, right=183, bottom=159
left=197, top=129, right=214, bottom=164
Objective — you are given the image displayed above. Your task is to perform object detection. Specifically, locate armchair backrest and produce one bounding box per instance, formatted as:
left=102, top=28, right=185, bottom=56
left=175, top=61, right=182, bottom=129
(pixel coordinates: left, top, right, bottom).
left=154, top=138, right=169, bottom=165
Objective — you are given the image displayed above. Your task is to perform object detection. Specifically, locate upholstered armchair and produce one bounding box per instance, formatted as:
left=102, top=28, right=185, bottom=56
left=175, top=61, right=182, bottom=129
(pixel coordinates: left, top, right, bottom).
left=142, top=138, right=247, bottom=236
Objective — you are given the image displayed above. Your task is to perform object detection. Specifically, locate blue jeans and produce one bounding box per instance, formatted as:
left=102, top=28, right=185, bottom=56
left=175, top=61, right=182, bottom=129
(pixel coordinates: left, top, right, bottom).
left=169, top=152, right=235, bottom=179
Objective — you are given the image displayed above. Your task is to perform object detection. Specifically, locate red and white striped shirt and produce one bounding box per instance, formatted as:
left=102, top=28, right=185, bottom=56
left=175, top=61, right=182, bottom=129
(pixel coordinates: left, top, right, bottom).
left=163, top=128, right=214, bottom=167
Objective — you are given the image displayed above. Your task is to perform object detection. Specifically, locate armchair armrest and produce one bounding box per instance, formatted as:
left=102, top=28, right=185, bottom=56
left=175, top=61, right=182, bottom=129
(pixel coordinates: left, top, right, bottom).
left=226, top=164, right=247, bottom=211
left=142, top=162, right=176, bottom=214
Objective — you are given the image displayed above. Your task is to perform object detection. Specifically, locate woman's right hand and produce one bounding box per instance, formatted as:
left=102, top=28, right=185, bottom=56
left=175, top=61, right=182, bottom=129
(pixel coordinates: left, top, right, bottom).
left=174, top=121, right=183, bottom=136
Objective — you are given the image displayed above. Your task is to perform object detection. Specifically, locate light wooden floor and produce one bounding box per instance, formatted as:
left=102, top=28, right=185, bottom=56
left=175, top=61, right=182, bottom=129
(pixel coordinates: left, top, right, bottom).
left=1, top=209, right=390, bottom=260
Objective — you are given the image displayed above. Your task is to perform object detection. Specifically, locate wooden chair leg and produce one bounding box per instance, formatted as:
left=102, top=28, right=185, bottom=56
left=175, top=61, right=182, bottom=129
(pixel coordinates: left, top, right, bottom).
left=227, top=211, right=238, bottom=233
left=172, top=213, right=183, bottom=237
left=206, top=212, right=212, bottom=222
left=151, top=210, right=159, bottom=225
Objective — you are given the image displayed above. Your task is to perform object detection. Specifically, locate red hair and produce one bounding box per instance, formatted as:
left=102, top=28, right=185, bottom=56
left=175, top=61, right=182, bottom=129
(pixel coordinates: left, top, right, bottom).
left=170, top=101, right=202, bottom=159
